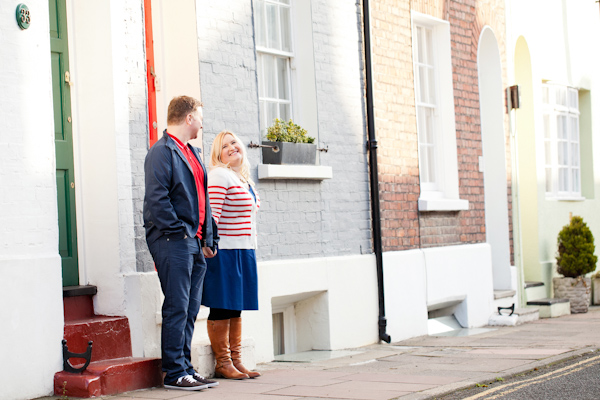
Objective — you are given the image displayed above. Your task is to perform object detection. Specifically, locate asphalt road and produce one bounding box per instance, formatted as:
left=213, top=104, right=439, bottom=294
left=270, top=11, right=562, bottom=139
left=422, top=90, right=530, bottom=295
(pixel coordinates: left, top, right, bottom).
left=432, top=349, right=600, bottom=400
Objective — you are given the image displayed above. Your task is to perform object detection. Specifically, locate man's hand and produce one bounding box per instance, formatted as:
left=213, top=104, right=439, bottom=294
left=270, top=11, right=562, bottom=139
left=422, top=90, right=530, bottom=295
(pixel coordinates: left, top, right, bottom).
left=202, top=246, right=217, bottom=258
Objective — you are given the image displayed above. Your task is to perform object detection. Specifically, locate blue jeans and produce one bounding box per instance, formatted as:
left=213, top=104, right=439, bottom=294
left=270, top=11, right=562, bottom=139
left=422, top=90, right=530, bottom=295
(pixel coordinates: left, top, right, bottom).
left=148, top=234, right=206, bottom=383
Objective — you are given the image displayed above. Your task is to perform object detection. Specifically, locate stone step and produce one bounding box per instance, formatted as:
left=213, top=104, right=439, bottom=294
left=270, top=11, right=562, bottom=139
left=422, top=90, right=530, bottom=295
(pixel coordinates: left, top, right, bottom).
left=527, top=298, right=571, bottom=318
left=63, top=286, right=97, bottom=321
left=525, top=281, right=547, bottom=302
left=64, top=315, right=132, bottom=362
left=494, top=289, right=517, bottom=300
left=54, top=357, right=162, bottom=398
left=488, top=306, right=539, bottom=326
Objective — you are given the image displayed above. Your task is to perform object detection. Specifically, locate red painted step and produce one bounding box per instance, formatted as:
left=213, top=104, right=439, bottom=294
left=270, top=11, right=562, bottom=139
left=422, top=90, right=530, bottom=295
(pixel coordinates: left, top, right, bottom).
left=64, top=316, right=132, bottom=362
left=54, top=357, right=162, bottom=398
left=64, top=295, right=95, bottom=321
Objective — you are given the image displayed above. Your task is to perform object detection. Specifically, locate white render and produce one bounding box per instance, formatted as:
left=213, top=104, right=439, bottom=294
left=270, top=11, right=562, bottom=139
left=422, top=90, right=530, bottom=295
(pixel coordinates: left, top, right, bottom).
left=0, top=1, right=64, bottom=398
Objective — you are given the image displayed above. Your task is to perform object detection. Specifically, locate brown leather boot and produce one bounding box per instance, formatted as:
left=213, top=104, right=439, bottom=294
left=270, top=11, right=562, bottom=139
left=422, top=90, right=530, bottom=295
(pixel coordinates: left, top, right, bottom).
left=230, top=317, right=261, bottom=378
left=207, top=319, right=249, bottom=379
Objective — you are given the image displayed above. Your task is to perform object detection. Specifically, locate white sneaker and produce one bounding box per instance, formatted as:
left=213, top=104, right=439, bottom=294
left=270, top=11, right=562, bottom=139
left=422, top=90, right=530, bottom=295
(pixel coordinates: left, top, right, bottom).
left=164, top=374, right=209, bottom=391
left=192, top=371, right=219, bottom=387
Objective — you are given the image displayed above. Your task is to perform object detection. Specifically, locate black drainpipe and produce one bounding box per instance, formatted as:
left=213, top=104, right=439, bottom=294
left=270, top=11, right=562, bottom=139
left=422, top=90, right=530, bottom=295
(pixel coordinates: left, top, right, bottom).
left=362, top=0, right=391, bottom=344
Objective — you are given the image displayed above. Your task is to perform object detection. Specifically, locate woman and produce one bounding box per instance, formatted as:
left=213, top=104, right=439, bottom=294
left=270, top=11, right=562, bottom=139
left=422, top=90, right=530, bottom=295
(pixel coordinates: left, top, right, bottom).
left=202, top=130, right=261, bottom=379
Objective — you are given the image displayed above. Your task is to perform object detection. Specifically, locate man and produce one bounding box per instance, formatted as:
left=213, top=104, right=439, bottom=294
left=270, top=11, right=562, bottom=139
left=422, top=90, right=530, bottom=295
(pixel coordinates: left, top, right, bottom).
left=144, top=96, right=219, bottom=391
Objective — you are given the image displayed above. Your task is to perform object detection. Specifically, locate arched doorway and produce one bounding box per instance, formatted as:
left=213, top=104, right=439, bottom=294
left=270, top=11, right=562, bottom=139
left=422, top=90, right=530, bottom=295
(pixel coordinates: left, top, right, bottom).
left=514, top=37, right=541, bottom=287
left=478, top=27, right=512, bottom=290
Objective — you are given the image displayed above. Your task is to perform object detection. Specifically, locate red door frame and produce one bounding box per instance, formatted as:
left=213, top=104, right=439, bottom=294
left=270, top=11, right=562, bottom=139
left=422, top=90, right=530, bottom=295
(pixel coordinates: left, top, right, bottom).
left=144, top=0, right=158, bottom=146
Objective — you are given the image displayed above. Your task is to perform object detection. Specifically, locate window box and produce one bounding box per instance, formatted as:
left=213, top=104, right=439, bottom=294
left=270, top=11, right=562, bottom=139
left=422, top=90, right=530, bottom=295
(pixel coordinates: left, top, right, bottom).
left=261, top=141, right=316, bottom=165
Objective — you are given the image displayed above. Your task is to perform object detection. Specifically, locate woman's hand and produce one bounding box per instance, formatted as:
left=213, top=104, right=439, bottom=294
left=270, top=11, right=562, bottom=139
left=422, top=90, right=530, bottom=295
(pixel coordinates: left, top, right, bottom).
left=202, top=246, right=217, bottom=258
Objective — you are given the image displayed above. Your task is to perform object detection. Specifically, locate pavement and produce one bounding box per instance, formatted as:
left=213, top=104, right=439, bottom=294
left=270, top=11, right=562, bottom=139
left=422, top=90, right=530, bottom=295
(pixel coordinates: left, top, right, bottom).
left=40, top=306, right=600, bottom=400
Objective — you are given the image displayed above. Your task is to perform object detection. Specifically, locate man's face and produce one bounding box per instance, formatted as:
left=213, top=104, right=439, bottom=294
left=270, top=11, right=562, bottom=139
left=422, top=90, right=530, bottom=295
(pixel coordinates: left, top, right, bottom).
left=189, top=107, right=203, bottom=139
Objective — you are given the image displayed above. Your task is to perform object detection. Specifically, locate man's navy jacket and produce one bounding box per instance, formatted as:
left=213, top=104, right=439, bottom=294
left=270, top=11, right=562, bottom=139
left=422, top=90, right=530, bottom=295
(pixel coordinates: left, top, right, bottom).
left=143, top=131, right=219, bottom=248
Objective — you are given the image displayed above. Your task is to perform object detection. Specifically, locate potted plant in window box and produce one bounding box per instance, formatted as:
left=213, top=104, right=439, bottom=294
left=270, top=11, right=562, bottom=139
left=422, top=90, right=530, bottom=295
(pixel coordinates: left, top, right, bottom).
left=262, top=118, right=316, bottom=165
left=553, top=215, right=597, bottom=313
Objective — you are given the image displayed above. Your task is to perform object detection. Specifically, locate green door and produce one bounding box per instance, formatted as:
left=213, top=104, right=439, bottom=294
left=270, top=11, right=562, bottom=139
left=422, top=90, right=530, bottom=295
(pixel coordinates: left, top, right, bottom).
left=50, top=0, right=79, bottom=286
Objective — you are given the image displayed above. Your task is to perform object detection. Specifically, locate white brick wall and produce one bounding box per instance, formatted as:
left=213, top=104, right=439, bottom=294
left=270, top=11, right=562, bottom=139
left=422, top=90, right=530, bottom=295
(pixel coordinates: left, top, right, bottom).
left=122, top=0, right=154, bottom=272
left=196, top=0, right=372, bottom=261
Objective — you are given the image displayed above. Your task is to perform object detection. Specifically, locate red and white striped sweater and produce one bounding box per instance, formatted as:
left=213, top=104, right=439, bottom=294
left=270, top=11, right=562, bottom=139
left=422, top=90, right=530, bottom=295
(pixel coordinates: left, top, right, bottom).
left=207, top=167, right=260, bottom=250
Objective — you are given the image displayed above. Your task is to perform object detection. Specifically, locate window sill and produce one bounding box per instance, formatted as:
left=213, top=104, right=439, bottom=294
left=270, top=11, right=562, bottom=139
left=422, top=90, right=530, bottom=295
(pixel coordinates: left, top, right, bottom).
left=258, top=164, right=333, bottom=180
left=546, top=195, right=586, bottom=202
left=418, top=197, right=469, bottom=212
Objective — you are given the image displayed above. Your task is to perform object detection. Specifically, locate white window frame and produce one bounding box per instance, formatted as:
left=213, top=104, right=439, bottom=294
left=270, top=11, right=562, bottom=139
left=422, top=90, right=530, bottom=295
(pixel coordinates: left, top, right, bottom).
left=255, top=0, right=294, bottom=133
left=542, top=82, right=583, bottom=200
left=411, top=12, right=468, bottom=211
left=253, top=0, right=321, bottom=175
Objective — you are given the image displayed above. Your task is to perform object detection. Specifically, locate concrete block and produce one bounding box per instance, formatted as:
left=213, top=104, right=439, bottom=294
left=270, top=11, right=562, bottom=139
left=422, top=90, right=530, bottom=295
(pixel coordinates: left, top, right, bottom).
left=191, top=338, right=256, bottom=378
left=527, top=298, right=571, bottom=318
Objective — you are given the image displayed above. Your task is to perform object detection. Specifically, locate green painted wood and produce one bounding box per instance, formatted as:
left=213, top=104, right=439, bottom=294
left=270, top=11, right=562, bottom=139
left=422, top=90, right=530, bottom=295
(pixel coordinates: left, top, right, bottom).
left=50, top=0, right=78, bottom=286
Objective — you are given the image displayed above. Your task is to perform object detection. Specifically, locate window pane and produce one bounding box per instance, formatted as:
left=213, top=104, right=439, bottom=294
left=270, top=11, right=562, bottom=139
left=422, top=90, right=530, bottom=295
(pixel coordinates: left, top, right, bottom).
left=427, top=66, right=436, bottom=103
left=416, top=27, right=424, bottom=63
left=267, top=102, right=278, bottom=126
left=280, top=6, right=292, bottom=52
left=545, top=168, right=552, bottom=193
left=571, top=144, right=579, bottom=166
left=424, top=108, right=435, bottom=144
left=255, top=0, right=266, bottom=47
left=573, top=169, right=580, bottom=193
left=558, top=142, right=568, bottom=165
left=424, top=29, right=433, bottom=65
left=279, top=103, right=290, bottom=121
left=559, top=168, right=568, bottom=191
left=568, top=88, right=578, bottom=109
left=426, top=145, right=436, bottom=183
left=556, top=87, right=566, bottom=107
left=418, top=107, right=435, bottom=145
left=545, top=142, right=552, bottom=165
left=569, top=116, right=579, bottom=141
left=277, top=57, right=289, bottom=100
left=266, top=4, right=280, bottom=49
left=557, top=115, right=567, bottom=139
left=418, top=66, right=427, bottom=102
left=263, top=55, right=276, bottom=98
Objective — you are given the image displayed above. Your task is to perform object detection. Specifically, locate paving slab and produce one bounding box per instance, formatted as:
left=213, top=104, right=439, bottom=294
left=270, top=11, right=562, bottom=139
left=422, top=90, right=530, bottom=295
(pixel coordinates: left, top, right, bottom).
left=36, top=307, right=600, bottom=400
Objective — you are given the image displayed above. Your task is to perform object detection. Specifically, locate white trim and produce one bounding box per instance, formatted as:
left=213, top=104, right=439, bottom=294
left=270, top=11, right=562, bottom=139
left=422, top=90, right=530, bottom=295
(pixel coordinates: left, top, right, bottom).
left=411, top=11, right=468, bottom=211
left=258, top=164, right=332, bottom=180
left=418, top=198, right=469, bottom=211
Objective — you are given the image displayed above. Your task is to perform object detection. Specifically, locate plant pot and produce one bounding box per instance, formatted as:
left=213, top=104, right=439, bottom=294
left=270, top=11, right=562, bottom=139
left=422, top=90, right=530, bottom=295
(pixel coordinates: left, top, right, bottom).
left=553, top=277, right=591, bottom=313
left=593, top=277, right=600, bottom=306
left=261, top=141, right=316, bottom=165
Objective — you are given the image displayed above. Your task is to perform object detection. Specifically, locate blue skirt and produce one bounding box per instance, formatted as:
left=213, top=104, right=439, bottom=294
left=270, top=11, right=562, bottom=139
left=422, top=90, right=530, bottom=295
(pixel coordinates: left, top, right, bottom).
left=202, top=249, right=258, bottom=310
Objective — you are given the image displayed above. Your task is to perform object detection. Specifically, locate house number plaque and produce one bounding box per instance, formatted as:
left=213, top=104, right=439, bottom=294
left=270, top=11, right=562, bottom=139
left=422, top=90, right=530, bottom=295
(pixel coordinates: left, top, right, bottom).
left=16, top=4, right=31, bottom=30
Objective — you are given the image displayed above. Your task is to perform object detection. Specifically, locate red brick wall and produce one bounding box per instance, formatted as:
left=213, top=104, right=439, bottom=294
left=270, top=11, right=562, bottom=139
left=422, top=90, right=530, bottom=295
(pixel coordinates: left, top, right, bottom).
left=370, top=0, right=421, bottom=250
left=369, top=0, right=513, bottom=261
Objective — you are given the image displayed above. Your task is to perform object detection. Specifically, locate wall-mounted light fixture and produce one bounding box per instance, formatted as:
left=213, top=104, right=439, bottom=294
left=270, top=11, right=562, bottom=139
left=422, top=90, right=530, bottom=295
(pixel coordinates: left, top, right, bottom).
left=507, top=85, right=520, bottom=111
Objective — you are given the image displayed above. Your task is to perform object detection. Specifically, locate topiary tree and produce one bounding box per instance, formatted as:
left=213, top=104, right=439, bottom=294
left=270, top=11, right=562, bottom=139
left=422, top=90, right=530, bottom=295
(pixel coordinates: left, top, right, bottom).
left=556, top=216, right=598, bottom=278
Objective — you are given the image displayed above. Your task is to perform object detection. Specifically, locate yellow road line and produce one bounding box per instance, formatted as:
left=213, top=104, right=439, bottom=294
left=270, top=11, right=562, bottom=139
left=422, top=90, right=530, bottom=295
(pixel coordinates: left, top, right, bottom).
left=462, top=353, right=600, bottom=400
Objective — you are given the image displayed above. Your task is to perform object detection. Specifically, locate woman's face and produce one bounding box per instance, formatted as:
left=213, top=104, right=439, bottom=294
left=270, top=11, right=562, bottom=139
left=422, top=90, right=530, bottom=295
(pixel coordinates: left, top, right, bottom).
left=220, top=134, right=243, bottom=168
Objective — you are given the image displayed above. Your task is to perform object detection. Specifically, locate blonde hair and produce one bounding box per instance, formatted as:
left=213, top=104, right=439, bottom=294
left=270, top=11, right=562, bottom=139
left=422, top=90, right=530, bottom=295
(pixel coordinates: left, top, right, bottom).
left=210, top=130, right=254, bottom=185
